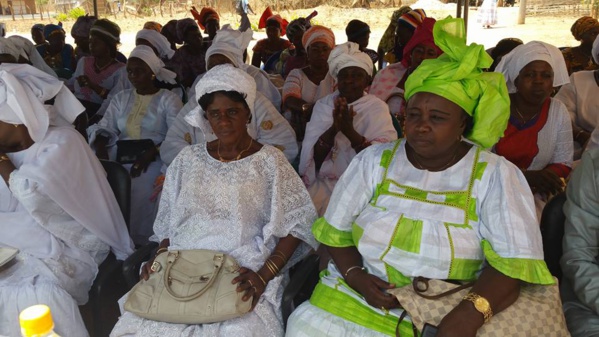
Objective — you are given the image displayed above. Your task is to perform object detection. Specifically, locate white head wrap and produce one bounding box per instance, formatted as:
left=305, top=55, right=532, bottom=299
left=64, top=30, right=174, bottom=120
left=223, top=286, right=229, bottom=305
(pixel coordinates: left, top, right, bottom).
left=0, top=37, right=21, bottom=60
left=205, top=24, right=253, bottom=69
left=7, top=36, right=58, bottom=78
left=593, top=34, right=599, bottom=64
left=495, top=41, right=569, bottom=94
left=135, top=28, right=175, bottom=60
left=0, top=63, right=84, bottom=142
left=327, top=41, right=373, bottom=78
left=129, top=45, right=177, bottom=84
left=185, top=64, right=256, bottom=134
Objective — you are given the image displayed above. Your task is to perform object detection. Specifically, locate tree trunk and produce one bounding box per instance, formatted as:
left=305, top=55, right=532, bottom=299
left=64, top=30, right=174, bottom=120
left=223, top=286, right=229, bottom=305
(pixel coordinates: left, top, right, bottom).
left=518, top=0, right=526, bottom=24
left=9, top=5, right=15, bottom=20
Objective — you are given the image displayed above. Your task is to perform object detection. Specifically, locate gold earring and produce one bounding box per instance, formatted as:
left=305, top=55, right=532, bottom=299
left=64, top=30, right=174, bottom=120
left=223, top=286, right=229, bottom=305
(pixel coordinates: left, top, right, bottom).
left=13, top=124, right=19, bottom=128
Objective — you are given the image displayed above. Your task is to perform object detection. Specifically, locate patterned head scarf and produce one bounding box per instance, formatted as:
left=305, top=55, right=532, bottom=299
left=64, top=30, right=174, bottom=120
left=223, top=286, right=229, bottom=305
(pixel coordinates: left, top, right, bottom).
left=571, top=16, right=599, bottom=41
left=43, top=24, right=65, bottom=40
left=405, top=17, right=510, bottom=148
left=71, top=15, right=97, bottom=38
left=401, top=17, right=442, bottom=67
left=378, top=6, right=412, bottom=53
left=143, top=21, right=163, bottom=32
left=90, top=18, right=121, bottom=44
left=398, top=9, right=427, bottom=31
left=495, top=41, right=569, bottom=93
left=185, top=64, right=256, bottom=133
left=302, top=25, right=335, bottom=50
left=205, top=24, right=253, bottom=69
left=162, top=19, right=182, bottom=45
left=136, top=29, right=175, bottom=60
left=176, top=18, right=199, bottom=42
left=328, top=42, right=373, bottom=78
left=129, top=45, right=176, bottom=84
left=0, top=63, right=84, bottom=142
left=191, top=7, right=219, bottom=30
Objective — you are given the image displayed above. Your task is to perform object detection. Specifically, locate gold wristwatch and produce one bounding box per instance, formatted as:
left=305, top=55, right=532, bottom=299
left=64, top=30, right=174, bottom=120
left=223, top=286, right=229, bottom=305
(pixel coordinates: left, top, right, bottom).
left=463, top=292, right=493, bottom=323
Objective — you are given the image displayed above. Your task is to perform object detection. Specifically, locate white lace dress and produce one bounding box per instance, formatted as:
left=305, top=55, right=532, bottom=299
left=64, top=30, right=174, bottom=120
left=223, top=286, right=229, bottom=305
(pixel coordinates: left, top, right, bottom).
left=110, top=143, right=318, bottom=337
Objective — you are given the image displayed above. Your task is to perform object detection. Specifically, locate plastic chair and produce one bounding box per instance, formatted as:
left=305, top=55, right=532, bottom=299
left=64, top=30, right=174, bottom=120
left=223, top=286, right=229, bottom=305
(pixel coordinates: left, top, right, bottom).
left=81, top=160, right=131, bottom=337
left=540, top=192, right=567, bottom=282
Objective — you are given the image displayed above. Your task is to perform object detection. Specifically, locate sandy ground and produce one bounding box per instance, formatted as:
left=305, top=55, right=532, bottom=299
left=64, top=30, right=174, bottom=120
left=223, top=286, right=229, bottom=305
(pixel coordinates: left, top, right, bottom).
left=0, top=4, right=586, bottom=59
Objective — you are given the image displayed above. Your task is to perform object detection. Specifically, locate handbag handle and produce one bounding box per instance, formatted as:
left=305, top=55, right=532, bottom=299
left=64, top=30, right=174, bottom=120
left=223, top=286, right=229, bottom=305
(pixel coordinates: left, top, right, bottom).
left=412, top=276, right=475, bottom=300
left=163, top=252, right=225, bottom=301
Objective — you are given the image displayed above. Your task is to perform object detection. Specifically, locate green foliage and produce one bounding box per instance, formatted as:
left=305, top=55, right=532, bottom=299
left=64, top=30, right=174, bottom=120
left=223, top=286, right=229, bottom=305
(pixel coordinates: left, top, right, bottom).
left=251, top=22, right=259, bottom=31
left=55, top=12, right=68, bottom=21
left=68, top=7, right=85, bottom=19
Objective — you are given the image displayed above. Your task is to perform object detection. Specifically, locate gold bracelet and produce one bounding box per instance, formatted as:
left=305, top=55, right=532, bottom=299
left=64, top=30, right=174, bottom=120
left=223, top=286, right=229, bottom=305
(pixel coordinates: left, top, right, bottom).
left=267, top=259, right=281, bottom=273
left=269, top=254, right=287, bottom=265
left=273, top=250, right=288, bottom=260
left=155, top=247, right=168, bottom=256
left=256, top=273, right=267, bottom=286
left=0, top=154, right=10, bottom=163
left=264, top=263, right=277, bottom=277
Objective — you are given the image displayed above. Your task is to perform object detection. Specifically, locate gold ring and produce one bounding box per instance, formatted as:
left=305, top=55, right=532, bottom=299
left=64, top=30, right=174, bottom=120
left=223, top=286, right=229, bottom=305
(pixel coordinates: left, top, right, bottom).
left=252, top=286, right=257, bottom=292
left=133, top=164, right=140, bottom=169
left=248, top=279, right=254, bottom=287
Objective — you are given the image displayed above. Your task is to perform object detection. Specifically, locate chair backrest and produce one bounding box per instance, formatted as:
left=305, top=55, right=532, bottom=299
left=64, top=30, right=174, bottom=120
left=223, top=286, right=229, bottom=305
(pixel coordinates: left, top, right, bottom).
left=100, top=159, right=131, bottom=229
left=540, top=192, right=567, bottom=281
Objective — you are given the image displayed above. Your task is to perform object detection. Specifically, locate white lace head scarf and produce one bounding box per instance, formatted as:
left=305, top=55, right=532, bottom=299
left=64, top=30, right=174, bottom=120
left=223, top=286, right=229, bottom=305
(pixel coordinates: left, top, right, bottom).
left=135, top=28, right=176, bottom=60
left=328, top=41, right=373, bottom=78
left=129, top=45, right=177, bottom=84
left=185, top=64, right=256, bottom=134
left=0, top=63, right=84, bottom=142
left=495, top=41, right=569, bottom=93
left=205, top=24, right=253, bottom=69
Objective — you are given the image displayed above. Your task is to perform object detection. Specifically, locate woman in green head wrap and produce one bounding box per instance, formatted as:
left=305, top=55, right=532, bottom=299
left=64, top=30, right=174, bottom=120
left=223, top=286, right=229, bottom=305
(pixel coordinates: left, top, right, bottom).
left=286, top=17, right=554, bottom=337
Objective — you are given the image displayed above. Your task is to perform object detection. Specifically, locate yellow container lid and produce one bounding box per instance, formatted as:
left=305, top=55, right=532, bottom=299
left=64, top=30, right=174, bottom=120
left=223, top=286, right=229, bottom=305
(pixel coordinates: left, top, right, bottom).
left=19, top=304, right=54, bottom=336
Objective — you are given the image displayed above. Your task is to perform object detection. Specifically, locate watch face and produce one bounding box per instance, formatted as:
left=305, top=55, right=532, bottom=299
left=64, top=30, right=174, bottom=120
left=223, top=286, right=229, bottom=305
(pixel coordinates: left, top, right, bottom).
left=474, top=297, right=490, bottom=311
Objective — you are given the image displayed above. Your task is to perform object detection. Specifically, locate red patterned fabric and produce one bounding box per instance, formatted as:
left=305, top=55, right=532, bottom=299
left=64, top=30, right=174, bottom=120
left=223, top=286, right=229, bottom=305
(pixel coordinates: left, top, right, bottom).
left=495, top=98, right=551, bottom=170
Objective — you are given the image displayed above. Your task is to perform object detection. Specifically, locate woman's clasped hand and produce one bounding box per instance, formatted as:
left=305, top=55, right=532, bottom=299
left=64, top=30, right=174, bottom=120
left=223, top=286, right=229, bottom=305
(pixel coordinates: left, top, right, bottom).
left=344, top=268, right=399, bottom=310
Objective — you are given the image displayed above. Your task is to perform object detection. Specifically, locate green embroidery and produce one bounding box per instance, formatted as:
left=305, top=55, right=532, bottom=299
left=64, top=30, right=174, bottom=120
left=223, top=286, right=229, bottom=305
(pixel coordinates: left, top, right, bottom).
left=312, top=217, right=354, bottom=247
left=473, top=161, right=488, bottom=182
left=444, top=223, right=455, bottom=279
left=481, top=240, right=555, bottom=285
left=351, top=222, right=364, bottom=246
left=381, top=215, right=403, bottom=261
left=403, top=186, right=429, bottom=201
left=310, top=281, right=416, bottom=336
left=449, top=258, right=482, bottom=280
left=385, top=263, right=412, bottom=287
left=380, top=149, right=394, bottom=169
left=391, top=217, right=423, bottom=254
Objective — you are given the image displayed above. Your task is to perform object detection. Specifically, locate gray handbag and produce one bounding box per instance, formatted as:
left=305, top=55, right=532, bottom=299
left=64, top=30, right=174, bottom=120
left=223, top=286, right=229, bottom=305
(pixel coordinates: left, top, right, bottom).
left=124, top=250, right=252, bottom=324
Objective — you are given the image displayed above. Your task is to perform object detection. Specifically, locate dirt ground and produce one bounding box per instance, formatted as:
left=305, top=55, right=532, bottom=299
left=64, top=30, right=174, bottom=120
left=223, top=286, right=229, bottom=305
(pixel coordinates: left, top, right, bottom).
left=1, top=3, right=587, bottom=58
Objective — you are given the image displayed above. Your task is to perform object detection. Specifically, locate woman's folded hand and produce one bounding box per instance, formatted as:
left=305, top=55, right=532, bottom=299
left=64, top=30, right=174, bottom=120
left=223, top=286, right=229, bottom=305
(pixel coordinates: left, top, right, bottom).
left=232, top=267, right=267, bottom=310
left=345, top=271, right=399, bottom=310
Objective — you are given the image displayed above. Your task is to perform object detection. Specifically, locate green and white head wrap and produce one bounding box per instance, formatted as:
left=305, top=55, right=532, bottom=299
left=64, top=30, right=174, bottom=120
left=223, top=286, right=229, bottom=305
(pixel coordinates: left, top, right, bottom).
left=404, top=17, right=510, bottom=148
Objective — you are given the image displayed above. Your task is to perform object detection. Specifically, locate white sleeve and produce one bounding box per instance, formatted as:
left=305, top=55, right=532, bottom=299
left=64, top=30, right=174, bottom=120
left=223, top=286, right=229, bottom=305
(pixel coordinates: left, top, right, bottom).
left=160, top=101, right=199, bottom=165
left=554, top=79, right=578, bottom=124
left=550, top=102, right=574, bottom=168
left=252, top=94, right=298, bottom=162
left=87, top=91, right=125, bottom=147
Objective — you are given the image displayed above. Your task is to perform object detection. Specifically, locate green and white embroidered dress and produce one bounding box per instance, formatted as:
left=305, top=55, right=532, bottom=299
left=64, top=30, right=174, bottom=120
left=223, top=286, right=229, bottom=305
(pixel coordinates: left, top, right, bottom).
left=286, top=139, right=554, bottom=337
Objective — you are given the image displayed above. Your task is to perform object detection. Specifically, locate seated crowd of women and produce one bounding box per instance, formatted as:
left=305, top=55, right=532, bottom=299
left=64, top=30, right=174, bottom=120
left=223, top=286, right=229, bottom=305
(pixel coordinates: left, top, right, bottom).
left=2, top=6, right=599, bottom=337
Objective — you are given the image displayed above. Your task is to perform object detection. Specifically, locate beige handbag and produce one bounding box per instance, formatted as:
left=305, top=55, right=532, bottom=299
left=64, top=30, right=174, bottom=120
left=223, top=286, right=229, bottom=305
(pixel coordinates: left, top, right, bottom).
left=389, top=277, right=570, bottom=337
left=124, top=250, right=252, bottom=324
